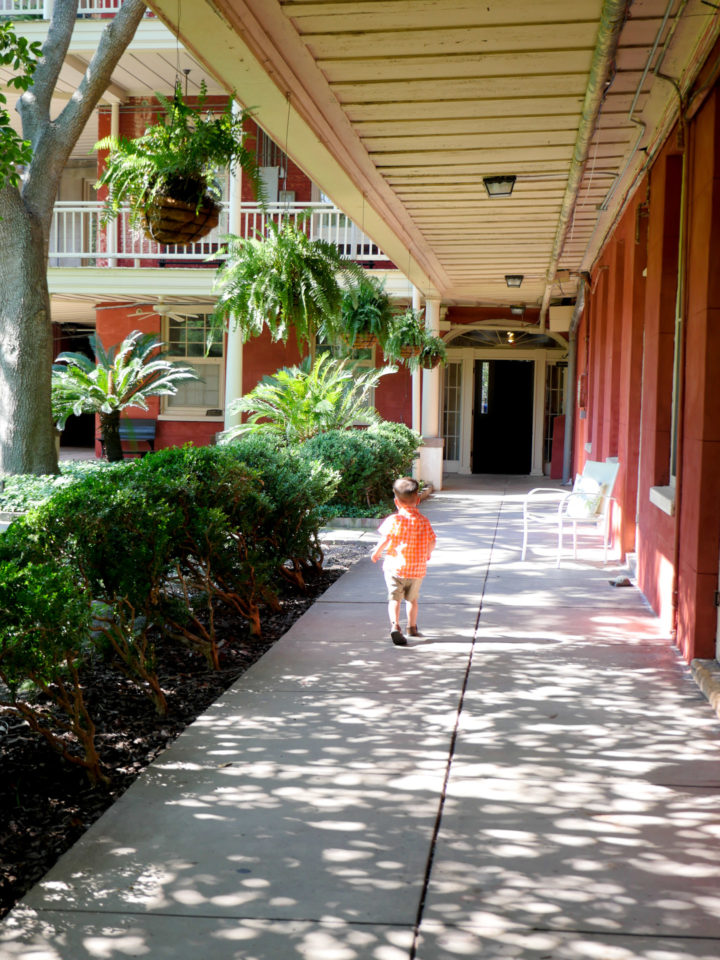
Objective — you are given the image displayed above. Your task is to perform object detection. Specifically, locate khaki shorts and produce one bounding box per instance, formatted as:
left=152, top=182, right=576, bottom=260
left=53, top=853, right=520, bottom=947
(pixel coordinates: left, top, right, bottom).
left=384, top=569, right=423, bottom=602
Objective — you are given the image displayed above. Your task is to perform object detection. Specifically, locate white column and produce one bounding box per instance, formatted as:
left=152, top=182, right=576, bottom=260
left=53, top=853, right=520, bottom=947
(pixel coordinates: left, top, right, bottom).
left=43, top=0, right=54, bottom=20
left=419, top=297, right=444, bottom=490
left=224, top=114, right=244, bottom=431
left=411, top=286, right=422, bottom=435
left=107, top=102, right=119, bottom=267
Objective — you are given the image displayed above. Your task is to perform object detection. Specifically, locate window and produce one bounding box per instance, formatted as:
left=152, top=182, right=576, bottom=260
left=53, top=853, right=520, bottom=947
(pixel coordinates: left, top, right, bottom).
left=442, top=361, right=462, bottom=462
left=543, top=362, right=567, bottom=467
left=163, top=314, right=224, bottom=417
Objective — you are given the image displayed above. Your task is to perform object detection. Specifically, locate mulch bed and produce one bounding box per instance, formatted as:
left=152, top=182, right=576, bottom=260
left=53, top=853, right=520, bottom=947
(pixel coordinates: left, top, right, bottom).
left=0, top=541, right=369, bottom=921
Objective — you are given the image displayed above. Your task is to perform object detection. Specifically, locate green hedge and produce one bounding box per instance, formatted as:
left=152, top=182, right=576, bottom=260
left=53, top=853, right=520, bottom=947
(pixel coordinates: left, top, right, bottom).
left=298, top=421, right=420, bottom=508
left=0, top=423, right=419, bottom=782
left=0, top=442, right=338, bottom=782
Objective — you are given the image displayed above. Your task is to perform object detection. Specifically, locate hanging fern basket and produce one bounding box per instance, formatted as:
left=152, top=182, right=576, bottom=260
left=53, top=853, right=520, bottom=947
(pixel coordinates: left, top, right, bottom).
left=142, top=193, right=220, bottom=245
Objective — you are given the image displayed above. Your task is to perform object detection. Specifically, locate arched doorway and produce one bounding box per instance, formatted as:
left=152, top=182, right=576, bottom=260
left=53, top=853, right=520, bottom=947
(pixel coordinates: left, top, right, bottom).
left=441, top=326, right=567, bottom=476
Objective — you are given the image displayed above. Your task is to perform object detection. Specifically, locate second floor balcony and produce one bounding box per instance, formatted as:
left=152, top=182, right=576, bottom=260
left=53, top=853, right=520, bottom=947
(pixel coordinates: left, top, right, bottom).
left=48, top=201, right=391, bottom=270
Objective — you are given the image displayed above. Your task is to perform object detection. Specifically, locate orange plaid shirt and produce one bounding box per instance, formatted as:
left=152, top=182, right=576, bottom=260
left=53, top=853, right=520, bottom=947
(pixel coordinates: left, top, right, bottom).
left=377, top=505, right=436, bottom=578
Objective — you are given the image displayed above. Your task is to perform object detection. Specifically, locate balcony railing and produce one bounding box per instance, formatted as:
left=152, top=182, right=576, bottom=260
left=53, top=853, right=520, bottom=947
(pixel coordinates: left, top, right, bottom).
left=48, top=201, right=389, bottom=267
left=0, top=1, right=152, bottom=17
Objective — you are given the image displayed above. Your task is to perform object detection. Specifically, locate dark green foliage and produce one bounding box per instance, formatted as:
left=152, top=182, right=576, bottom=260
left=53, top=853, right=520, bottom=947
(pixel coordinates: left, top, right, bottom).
left=339, top=275, right=396, bottom=348
left=222, top=435, right=340, bottom=587
left=299, top=422, right=421, bottom=508
left=0, top=556, right=105, bottom=783
left=0, top=430, right=408, bottom=783
left=15, top=466, right=179, bottom=714
left=212, top=217, right=366, bottom=350
left=0, top=23, right=41, bottom=191
left=134, top=445, right=276, bottom=648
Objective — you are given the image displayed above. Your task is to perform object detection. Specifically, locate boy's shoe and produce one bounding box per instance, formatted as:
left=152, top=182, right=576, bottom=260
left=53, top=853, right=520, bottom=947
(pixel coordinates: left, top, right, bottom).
left=391, top=628, right=408, bottom=646
left=407, top=625, right=422, bottom=637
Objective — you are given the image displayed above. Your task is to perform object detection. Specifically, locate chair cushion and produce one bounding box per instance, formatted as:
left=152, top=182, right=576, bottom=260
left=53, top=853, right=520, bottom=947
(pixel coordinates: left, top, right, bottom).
left=566, top=475, right=606, bottom=519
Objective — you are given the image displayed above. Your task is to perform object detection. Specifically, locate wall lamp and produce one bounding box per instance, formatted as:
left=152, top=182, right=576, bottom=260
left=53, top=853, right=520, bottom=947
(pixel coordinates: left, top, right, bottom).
left=483, top=175, right=516, bottom=198
left=510, top=305, right=525, bottom=316
left=505, top=274, right=524, bottom=288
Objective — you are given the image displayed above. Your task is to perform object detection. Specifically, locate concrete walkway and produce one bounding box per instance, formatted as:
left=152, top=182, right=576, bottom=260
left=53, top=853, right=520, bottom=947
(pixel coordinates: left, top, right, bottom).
left=3, top=475, right=720, bottom=960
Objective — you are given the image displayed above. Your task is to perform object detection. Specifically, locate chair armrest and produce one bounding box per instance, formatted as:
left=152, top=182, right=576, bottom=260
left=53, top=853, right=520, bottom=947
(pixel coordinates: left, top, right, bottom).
left=523, top=488, right=570, bottom=519
left=525, top=488, right=569, bottom=500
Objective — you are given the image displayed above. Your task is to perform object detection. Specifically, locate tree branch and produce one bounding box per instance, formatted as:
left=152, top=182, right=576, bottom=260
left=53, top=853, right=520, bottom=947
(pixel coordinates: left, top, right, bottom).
left=22, top=0, right=147, bottom=220
left=17, top=0, right=78, bottom=146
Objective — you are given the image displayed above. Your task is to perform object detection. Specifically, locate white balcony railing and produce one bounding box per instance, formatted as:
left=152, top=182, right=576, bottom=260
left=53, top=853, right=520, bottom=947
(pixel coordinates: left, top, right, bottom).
left=0, top=1, right=152, bottom=17
left=48, top=201, right=389, bottom=267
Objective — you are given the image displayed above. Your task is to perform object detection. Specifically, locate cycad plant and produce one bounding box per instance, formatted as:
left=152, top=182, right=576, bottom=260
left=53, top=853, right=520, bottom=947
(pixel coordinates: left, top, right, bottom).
left=212, top=217, right=366, bottom=354
left=220, top=353, right=396, bottom=444
left=52, top=331, right=199, bottom=462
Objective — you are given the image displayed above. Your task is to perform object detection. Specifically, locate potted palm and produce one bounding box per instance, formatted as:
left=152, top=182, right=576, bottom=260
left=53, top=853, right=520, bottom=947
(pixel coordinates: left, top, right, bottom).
left=95, top=83, right=263, bottom=245
left=339, top=275, right=395, bottom=351
left=212, top=216, right=365, bottom=355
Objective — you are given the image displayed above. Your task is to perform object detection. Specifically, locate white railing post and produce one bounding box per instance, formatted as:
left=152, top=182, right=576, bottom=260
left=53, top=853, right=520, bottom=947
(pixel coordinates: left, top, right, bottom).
left=43, top=0, right=54, bottom=19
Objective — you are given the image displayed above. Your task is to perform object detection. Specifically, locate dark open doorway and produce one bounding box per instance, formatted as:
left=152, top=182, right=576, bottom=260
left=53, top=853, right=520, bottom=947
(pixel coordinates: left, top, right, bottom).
left=56, top=330, right=95, bottom=449
left=472, top=359, right=534, bottom=473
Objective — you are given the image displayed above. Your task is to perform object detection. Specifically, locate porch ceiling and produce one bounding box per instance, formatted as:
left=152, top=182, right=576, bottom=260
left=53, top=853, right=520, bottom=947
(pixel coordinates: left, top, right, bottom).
left=5, top=3, right=719, bottom=314
left=147, top=0, right=719, bottom=315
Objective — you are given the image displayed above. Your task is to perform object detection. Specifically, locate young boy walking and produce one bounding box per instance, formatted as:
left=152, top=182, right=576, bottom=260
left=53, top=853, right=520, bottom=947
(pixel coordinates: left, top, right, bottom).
left=371, top=476, right=436, bottom=646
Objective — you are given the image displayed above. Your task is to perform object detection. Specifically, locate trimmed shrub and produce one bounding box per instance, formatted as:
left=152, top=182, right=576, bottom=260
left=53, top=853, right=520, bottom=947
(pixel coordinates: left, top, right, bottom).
left=10, top=466, right=181, bottom=714
left=299, top=422, right=420, bottom=508
left=134, top=444, right=276, bottom=646
left=221, top=435, right=340, bottom=586
left=0, top=557, right=105, bottom=784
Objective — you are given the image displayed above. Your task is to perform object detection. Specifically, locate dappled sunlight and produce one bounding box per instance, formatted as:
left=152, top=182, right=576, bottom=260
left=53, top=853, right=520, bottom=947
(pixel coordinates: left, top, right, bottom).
left=3, top=475, right=720, bottom=959
left=0, top=907, right=415, bottom=960
left=424, top=776, right=720, bottom=939
left=416, top=918, right=720, bottom=958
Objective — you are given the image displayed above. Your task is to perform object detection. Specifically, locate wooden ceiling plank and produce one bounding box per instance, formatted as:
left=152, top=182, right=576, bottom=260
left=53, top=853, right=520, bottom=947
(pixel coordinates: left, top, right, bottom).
left=282, top=1, right=602, bottom=32
left=317, top=50, right=595, bottom=83
left=333, top=75, right=589, bottom=104
left=302, top=23, right=599, bottom=58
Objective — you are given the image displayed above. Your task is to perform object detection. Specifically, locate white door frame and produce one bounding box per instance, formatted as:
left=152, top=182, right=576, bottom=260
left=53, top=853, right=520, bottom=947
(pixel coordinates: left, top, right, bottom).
left=444, top=345, right=565, bottom=476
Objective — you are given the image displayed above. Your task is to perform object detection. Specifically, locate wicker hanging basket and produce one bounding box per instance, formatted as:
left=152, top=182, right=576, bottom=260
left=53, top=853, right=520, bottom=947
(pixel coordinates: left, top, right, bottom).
left=419, top=353, right=443, bottom=369
left=398, top=344, right=422, bottom=358
left=351, top=333, right=379, bottom=350
left=142, top=193, right=220, bottom=246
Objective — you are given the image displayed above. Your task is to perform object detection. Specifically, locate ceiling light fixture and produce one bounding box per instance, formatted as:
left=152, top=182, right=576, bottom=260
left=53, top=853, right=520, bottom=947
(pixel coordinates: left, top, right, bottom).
left=505, top=274, right=524, bottom=288
left=483, top=175, right=516, bottom=198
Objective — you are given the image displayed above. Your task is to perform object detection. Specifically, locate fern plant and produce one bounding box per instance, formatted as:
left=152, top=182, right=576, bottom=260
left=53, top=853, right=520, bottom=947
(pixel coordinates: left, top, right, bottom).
left=213, top=216, right=366, bottom=352
left=95, top=83, right=263, bottom=228
left=383, top=307, right=426, bottom=360
left=339, top=275, right=396, bottom=349
left=52, top=331, right=199, bottom=462
left=220, top=353, right=396, bottom=444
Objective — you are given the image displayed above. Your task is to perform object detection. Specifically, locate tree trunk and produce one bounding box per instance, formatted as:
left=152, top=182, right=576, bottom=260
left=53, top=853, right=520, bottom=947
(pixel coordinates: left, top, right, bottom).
left=0, top=188, right=58, bottom=475
left=100, top=410, right=124, bottom=462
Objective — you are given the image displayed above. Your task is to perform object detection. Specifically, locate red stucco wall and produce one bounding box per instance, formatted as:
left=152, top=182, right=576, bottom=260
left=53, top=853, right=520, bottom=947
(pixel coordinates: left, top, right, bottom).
left=574, top=66, right=720, bottom=660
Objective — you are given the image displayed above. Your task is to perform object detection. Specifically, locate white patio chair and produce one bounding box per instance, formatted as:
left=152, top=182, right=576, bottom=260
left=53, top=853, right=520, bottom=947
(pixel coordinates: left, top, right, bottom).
left=521, top=460, right=620, bottom=566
